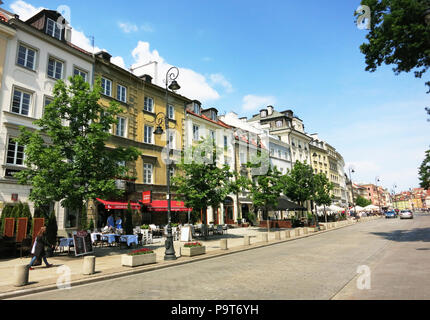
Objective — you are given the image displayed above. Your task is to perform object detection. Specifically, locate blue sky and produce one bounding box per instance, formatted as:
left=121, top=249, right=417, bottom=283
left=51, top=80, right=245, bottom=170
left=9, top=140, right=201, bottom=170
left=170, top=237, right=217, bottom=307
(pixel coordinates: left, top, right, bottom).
left=6, top=0, right=430, bottom=192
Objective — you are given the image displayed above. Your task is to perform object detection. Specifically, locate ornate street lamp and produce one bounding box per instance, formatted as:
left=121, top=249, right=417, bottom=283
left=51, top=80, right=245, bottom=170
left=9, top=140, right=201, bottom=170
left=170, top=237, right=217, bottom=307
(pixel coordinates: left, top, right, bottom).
left=375, top=177, right=382, bottom=214
left=152, top=66, right=180, bottom=261
left=348, top=168, right=356, bottom=217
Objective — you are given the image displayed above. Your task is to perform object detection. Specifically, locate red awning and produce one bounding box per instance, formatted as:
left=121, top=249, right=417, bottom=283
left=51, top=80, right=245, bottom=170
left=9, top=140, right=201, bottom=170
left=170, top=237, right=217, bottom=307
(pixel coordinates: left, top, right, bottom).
left=96, top=199, right=141, bottom=210
left=144, top=200, right=192, bottom=212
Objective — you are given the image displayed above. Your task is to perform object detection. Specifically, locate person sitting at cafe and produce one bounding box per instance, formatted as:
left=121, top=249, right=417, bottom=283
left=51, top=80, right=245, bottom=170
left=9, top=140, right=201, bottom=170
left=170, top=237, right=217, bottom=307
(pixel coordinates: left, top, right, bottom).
left=107, top=213, right=115, bottom=228
left=116, top=216, right=123, bottom=232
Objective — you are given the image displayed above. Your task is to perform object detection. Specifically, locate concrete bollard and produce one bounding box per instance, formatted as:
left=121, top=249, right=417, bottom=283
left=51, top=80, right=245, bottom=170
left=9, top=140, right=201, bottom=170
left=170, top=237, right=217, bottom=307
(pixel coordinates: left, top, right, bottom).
left=261, top=233, right=268, bottom=243
left=275, top=231, right=281, bottom=240
left=303, top=228, right=309, bottom=235
left=14, top=265, right=29, bottom=287
left=285, top=230, right=291, bottom=239
left=83, top=256, right=96, bottom=275
left=244, top=236, right=251, bottom=246
left=294, top=229, right=300, bottom=236
left=220, top=239, right=228, bottom=250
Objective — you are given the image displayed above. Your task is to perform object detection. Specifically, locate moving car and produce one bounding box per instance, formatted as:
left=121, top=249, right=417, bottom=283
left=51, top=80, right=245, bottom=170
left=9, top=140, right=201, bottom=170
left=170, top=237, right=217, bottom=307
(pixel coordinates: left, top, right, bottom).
left=399, top=210, right=414, bottom=220
left=385, top=211, right=397, bottom=219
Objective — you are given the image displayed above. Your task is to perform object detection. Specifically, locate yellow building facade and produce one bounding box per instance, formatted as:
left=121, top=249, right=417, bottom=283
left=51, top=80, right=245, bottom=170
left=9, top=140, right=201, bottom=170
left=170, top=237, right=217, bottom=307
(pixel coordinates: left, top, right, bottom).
left=94, top=52, right=190, bottom=226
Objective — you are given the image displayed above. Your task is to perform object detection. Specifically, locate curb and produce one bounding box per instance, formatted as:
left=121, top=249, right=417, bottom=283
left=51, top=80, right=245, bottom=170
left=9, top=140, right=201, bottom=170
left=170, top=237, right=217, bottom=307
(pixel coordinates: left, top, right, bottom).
left=0, top=217, right=382, bottom=300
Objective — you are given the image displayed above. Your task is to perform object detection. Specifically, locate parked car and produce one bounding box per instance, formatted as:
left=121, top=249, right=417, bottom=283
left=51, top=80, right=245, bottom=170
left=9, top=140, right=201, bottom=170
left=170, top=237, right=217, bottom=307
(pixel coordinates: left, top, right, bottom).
left=385, top=211, right=397, bottom=219
left=399, top=210, right=414, bottom=220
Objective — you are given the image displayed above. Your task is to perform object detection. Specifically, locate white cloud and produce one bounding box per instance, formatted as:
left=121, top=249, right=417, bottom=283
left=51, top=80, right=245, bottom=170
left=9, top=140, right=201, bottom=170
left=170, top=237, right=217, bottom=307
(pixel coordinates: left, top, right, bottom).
left=131, top=41, right=220, bottom=103
left=242, top=95, right=277, bottom=112
left=210, top=73, right=233, bottom=93
left=118, top=22, right=138, bottom=33
left=111, top=56, right=126, bottom=69
left=9, top=0, right=44, bottom=21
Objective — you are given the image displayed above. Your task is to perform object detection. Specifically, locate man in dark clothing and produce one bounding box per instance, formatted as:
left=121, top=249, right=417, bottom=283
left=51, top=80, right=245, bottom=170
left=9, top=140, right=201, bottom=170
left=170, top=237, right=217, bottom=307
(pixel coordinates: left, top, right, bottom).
left=28, top=226, right=53, bottom=270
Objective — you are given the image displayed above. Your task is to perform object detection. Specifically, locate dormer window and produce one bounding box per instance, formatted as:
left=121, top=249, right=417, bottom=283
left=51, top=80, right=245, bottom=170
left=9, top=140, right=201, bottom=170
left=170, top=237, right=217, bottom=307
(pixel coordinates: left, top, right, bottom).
left=46, top=18, right=62, bottom=40
left=260, top=110, right=267, bottom=118
left=193, top=103, right=200, bottom=115
left=210, top=110, right=217, bottom=121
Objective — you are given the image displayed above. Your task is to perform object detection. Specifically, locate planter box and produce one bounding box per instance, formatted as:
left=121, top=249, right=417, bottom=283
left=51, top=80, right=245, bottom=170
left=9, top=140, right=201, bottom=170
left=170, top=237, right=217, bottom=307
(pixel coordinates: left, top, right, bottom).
left=181, top=246, right=206, bottom=257
left=121, top=253, right=156, bottom=267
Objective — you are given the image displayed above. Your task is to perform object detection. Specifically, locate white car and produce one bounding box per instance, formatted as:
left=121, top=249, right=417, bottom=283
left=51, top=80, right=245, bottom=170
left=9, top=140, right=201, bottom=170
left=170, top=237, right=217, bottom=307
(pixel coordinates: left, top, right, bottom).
left=399, top=210, right=413, bottom=219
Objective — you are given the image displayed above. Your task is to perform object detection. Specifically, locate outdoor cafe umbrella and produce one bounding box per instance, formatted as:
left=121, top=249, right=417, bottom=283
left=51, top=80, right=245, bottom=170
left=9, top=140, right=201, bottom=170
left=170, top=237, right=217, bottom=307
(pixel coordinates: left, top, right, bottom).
left=275, top=196, right=307, bottom=211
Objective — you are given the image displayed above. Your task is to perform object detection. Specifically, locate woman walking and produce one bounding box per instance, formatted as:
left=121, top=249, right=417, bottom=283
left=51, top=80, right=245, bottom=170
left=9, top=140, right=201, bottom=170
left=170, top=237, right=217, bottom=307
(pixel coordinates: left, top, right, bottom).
left=28, top=226, right=53, bottom=270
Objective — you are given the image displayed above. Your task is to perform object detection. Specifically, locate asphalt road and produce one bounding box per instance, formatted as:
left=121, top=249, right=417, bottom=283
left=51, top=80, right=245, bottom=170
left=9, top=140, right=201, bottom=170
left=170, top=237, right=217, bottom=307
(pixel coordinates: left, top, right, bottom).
left=12, top=213, right=430, bottom=300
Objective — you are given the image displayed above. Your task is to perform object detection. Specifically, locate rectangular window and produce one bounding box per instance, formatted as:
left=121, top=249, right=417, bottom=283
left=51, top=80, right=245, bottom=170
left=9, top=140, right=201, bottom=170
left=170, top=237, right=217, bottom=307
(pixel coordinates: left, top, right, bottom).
left=47, top=57, right=63, bottom=80
left=143, top=163, right=153, bottom=184
left=210, top=130, right=216, bottom=142
left=73, top=68, right=88, bottom=82
left=12, top=88, right=31, bottom=116
left=168, top=131, right=175, bottom=149
left=240, top=152, right=247, bottom=165
left=46, top=18, right=62, bottom=40
left=17, top=44, right=36, bottom=70
left=224, top=136, right=228, bottom=149
left=193, top=125, right=199, bottom=141
left=117, top=85, right=127, bottom=103
left=6, top=138, right=25, bottom=166
left=193, top=103, right=200, bottom=115
left=101, top=78, right=112, bottom=96
left=168, top=105, right=175, bottom=120
left=116, top=117, right=126, bottom=137
left=144, top=125, right=153, bottom=144
left=169, top=167, right=175, bottom=179
left=144, top=97, right=153, bottom=112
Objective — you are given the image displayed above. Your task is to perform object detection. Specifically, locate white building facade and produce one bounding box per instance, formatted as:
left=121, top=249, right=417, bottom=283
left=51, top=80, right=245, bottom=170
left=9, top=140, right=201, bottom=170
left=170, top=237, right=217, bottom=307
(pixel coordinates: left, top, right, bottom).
left=0, top=10, right=94, bottom=229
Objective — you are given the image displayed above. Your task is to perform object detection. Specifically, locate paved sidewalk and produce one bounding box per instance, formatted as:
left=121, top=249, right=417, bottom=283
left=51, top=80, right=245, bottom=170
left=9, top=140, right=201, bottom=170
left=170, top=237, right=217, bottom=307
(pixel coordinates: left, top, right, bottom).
left=0, top=217, right=381, bottom=299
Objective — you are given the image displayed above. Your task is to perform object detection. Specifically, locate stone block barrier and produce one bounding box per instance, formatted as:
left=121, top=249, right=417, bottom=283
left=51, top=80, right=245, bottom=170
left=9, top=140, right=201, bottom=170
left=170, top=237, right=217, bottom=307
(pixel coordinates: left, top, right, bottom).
left=220, top=239, right=228, bottom=250
left=275, top=231, right=281, bottom=240
left=261, top=233, right=268, bottom=243
left=14, top=265, right=29, bottom=287
left=83, top=256, right=96, bottom=275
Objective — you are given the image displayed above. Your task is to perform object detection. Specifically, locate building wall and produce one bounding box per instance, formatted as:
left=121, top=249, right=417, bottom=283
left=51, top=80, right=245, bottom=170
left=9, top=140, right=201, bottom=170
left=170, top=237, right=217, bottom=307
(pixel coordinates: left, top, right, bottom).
left=0, top=20, right=93, bottom=230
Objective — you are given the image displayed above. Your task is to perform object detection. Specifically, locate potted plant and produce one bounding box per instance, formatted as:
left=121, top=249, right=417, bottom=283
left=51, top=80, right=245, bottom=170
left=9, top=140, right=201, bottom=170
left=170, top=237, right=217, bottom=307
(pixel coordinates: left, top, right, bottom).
left=140, top=225, right=150, bottom=230
left=181, top=242, right=206, bottom=257
left=121, top=248, right=156, bottom=267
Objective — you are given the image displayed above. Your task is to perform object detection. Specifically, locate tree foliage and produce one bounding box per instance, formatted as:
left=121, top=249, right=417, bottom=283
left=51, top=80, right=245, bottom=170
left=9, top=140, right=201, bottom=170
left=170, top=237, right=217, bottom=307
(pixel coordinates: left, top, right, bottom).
left=282, top=161, right=315, bottom=210
left=357, top=0, right=430, bottom=92
left=419, top=149, right=430, bottom=189
left=312, top=173, right=334, bottom=207
left=15, top=75, right=140, bottom=230
left=241, top=165, right=283, bottom=220
left=172, top=138, right=237, bottom=226
left=356, top=195, right=373, bottom=207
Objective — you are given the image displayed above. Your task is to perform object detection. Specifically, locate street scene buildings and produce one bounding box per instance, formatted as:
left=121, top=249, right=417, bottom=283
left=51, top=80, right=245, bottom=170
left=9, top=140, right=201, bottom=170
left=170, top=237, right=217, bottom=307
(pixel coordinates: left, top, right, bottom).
left=0, top=8, right=428, bottom=235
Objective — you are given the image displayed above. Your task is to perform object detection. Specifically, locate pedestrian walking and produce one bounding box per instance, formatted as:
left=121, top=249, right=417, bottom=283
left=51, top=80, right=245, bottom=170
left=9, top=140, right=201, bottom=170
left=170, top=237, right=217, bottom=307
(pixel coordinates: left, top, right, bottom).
left=28, top=226, right=53, bottom=270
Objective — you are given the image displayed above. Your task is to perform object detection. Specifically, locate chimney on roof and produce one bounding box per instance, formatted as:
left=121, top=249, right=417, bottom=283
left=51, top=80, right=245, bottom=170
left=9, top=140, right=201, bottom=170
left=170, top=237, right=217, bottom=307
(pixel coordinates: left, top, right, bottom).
left=96, top=50, right=112, bottom=62
left=239, top=117, right=247, bottom=122
left=140, top=74, right=153, bottom=83
left=267, top=106, right=274, bottom=116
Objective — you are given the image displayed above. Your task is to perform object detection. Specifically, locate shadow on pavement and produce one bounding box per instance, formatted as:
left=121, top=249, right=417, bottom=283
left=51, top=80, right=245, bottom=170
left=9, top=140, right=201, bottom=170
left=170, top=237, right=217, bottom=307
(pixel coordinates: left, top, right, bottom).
left=370, top=228, right=430, bottom=243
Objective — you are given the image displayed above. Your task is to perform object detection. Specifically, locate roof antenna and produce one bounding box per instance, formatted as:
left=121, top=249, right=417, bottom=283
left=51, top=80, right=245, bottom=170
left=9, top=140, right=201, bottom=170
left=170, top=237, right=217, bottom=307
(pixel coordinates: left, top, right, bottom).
left=90, top=36, right=95, bottom=54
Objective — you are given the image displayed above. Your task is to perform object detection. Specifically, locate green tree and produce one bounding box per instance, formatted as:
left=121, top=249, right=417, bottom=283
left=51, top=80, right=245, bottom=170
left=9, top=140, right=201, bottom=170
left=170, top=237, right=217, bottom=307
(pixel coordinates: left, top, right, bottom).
left=242, top=165, right=283, bottom=222
left=45, top=211, right=58, bottom=253
left=124, top=202, right=133, bottom=235
left=282, top=161, right=315, bottom=221
left=356, top=195, right=372, bottom=207
left=172, top=138, right=238, bottom=237
left=312, top=173, right=335, bottom=224
left=15, top=75, right=140, bottom=230
left=419, top=149, right=430, bottom=189
left=356, top=0, right=430, bottom=116
left=0, top=205, right=14, bottom=236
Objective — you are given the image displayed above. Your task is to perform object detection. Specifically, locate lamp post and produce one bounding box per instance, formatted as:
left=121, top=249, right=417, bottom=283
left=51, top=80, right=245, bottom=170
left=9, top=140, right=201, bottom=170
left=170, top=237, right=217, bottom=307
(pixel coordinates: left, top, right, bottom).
left=375, top=177, right=382, bottom=214
left=349, top=168, right=356, bottom=217
left=392, top=184, right=398, bottom=211
left=153, top=66, right=180, bottom=261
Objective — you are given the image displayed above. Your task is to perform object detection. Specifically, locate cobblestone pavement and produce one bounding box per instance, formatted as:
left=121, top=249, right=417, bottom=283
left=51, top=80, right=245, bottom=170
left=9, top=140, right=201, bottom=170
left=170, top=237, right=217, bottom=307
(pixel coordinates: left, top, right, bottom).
left=11, top=215, right=429, bottom=300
